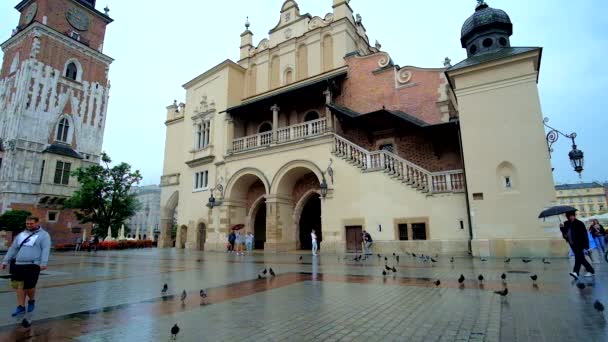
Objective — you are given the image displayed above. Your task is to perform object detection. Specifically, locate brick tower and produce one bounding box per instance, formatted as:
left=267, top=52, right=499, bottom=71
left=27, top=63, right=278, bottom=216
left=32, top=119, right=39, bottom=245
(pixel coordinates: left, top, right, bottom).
left=0, top=0, right=113, bottom=244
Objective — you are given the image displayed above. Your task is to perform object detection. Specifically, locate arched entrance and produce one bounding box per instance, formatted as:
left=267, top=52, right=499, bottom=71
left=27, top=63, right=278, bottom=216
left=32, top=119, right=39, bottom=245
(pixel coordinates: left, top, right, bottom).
left=159, top=191, right=179, bottom=248
left=298, top=193, right=321, bottom=250
left=197, top=223, right=206, bottom=251
left=179, top=225, right=187, bottom=249
left=253, top=201, right=267, bottom=249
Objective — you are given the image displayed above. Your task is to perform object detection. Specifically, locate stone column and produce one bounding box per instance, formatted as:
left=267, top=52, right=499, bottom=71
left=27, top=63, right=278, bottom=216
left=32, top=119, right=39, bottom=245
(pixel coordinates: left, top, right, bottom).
left=265, top=195, right=297, bottom=252
left=271, top=104, right=280, bottom=143
left=226, top=115, right=235, bottom=153
left=323, top=88, right=334, bottom=131
left=158, top=213, right=173, bottom=248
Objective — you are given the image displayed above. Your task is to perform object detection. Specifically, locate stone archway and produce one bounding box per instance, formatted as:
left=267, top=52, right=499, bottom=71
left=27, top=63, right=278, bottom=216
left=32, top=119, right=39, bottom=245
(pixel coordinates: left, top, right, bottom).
left=268, top=160, right=324, bottom=251
left=178, top=225, right=188, bottom=249
left=224, top=168, right=269, bottom=249
left=159, top=191, right=178, bottom=248
left=293, top=189, right=322, bottom=250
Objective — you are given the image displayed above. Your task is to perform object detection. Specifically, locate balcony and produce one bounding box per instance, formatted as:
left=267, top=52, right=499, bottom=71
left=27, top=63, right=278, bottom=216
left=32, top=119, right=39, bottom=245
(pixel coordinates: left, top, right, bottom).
left=231, top=118, right=328, bottom=154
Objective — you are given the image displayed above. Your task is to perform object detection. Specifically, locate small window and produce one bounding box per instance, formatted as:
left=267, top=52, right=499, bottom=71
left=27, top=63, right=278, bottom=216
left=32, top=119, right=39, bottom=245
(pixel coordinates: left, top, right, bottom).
left=398, top=224, right=408, bottom=241
left=469, top=44, right=477, bottom=55
left=504, top=177, right=512, bottom=189
left=54, top=161, right=71, bottom=185
left=194, top=170, right=209, bottom=190
left=70, top=31, right=81, bottom=41
left=39, top=160, right=45, bottom=183
left=412, top=223, right=427, bottom=240
left=65, top=62, right=78, bottom=80
left=47, top=211, right=58, bottom=222
left=482, top=38, right=493, bottom=48
left=304, top=111, right=320, bottom=122
left=473, top=193, right=484, bottom=200
left=498, top=37, right=508, bottom=46
left=258, top=122, right=272, bottom=133
left=56, top=118, right=70, bottom=142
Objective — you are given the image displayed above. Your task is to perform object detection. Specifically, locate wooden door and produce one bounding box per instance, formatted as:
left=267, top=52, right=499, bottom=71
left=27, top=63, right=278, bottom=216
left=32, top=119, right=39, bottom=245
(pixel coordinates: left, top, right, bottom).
left=345, top=226, right=363, bottom=253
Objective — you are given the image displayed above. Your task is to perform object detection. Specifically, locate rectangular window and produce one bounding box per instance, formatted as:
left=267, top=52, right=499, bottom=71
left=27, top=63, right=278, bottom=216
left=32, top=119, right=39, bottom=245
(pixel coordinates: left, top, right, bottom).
left=39, top=160, right=45, bottom=183
left=195, top=121, right=211, bottom=150
left=412, top=223, right=427, bottom=240
left=398, top=224, right=408, bottom=241
left=47, top=211, right=58, bottom=222
left=53, top=161, right=71, bottom=185
left=194, top=170, right=209, bottom=190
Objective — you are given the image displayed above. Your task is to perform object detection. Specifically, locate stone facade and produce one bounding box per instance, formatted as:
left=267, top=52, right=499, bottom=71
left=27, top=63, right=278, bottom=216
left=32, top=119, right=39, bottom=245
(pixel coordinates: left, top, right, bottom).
left=159, top=1, right=562, bottom=257
left=0, top=0, right=113, bottom=245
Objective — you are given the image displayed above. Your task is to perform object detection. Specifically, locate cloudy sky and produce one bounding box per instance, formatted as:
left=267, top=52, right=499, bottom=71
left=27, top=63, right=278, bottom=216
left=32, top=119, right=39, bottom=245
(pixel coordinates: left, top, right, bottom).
left=1, top=0, right=607, bottom=185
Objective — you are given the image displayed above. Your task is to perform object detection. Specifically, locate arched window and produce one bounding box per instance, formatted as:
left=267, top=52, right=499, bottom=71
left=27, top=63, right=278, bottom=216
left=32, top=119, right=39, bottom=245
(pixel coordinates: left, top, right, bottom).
left=65, top=62, right=78, bottom=81
left=56, top=118, right=70, bottom=142
left=270, top=55, right=280, bottom=89
left=304, top=111, right=320, bottom=122
left=322, top=35, right=334, bottom=71
left=258, top=122, right=272, bottom=133
left=297, top=44, right=308, bottom=80
left=284, top=68, right=293, bottom=85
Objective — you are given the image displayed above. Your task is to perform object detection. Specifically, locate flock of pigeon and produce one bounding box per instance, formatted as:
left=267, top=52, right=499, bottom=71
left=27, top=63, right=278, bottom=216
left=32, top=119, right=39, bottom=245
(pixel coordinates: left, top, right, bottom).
left=163, top=254, right=605, bottom=339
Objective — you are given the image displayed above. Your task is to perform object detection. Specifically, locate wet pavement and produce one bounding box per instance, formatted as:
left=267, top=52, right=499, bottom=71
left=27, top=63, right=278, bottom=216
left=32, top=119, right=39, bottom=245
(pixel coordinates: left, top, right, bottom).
left=0, top=249, right=606, bottom=341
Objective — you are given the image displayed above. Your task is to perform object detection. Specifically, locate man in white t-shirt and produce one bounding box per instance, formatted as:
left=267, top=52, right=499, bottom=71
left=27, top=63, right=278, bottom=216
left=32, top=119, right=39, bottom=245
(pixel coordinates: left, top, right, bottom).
left=311, top=230, right=318, bottom=256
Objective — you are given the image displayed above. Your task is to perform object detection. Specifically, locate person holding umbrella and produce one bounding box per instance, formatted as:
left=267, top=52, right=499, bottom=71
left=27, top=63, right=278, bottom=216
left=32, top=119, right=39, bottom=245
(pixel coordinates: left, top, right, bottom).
left=560, top=211, right=595, bottom=280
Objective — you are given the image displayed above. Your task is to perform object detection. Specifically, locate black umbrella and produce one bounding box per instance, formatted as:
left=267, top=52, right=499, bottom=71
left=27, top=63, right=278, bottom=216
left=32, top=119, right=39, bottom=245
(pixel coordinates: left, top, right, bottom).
left=538, top=206, right=577, bottom=219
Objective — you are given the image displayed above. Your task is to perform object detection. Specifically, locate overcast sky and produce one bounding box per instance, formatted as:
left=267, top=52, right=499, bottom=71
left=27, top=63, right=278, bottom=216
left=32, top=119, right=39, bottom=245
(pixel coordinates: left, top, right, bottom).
left=1, top=0, right=607, bottom=185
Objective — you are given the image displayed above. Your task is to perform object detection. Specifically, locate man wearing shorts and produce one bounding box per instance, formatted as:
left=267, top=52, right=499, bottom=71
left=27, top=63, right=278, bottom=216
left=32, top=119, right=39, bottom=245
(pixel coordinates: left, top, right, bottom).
left=1, top=216, right=51, bottom=317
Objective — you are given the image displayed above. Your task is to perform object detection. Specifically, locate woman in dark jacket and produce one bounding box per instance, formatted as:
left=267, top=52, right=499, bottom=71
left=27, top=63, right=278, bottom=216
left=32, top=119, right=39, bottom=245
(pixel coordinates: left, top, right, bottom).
left=561, top=212, right=595, bottom=280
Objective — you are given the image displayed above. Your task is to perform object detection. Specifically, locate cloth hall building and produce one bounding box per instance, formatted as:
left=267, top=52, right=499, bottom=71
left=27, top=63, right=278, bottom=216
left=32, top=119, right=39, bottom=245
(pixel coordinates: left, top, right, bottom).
left=160, top=0, right=562, bottom=257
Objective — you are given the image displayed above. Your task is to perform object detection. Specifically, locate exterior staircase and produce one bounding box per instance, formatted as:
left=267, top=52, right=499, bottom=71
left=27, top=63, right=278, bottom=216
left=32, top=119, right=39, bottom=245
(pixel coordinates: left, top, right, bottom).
left=331, top=134, right=465, bottom=195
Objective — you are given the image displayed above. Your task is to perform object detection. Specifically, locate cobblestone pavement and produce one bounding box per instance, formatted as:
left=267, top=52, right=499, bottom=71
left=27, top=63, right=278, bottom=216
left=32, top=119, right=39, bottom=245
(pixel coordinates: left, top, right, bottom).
left=0, top=249, right=606, bottom=341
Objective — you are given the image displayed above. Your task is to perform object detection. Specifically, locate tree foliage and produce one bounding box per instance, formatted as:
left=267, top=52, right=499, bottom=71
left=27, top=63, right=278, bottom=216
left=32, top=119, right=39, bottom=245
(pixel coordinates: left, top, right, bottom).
left=65, top=153, right=142, bottom=238
left=0, top=210, right=32, bottom=234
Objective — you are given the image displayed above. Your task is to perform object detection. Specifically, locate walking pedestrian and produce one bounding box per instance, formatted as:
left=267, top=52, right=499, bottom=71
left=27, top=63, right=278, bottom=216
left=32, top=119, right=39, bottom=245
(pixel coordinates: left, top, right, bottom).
left=1, top=216, right=51, bottom=317
left=235, top=231, right=244, bottom=255
left=311, top=229, right=318, bottom=256
left=228, top=231, right=236, bottom=253
left=245, top=232, right=254, bottom=254
left=560, top=211, right=595, bottom=280
left=75, top=236, right=82, bottom=252
left=589, top=219, right=606, bottom=255
left=362, top=230, right=373, bottom=255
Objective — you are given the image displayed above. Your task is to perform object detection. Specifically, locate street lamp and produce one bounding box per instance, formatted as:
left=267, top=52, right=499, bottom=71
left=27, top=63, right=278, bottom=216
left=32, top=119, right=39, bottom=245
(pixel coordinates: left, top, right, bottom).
left=319, top=179, right=328, bottom=198
left=543, top=118, right=585, bottom=177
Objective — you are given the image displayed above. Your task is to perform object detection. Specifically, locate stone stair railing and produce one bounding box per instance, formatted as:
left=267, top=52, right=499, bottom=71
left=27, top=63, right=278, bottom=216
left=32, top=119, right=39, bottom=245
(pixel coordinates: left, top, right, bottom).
left=332, top=134, right=465, bottom=194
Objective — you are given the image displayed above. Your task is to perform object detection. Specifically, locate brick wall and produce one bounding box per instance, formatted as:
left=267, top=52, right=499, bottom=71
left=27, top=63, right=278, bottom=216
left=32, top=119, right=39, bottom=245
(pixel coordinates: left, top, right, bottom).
left=8, top=203, right=92, bottom=246
left=246, top=180, right=266, bottom=212
left=292, top=173, right=320, bottom=206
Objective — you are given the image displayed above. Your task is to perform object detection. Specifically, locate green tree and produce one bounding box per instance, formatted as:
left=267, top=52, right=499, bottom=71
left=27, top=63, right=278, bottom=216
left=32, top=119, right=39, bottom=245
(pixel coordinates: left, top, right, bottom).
left=0, top=210, right=32, bottom=234
left=65, top=152, right=142, bottom=238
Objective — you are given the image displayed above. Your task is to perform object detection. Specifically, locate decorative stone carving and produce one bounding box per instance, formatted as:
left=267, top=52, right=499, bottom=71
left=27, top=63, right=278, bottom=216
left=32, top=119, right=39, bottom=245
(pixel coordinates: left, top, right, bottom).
left=284, top=28, right=293, bottom=39
left=397, top=69, right=412, bottom=84
left=377, top=52, right=391, bottom=68
left=257, top=39, right=269, bottom=50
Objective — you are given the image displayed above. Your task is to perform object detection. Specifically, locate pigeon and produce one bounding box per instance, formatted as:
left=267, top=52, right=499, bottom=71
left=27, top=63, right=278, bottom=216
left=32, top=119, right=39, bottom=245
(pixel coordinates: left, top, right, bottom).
left=384, top=256, right=388, bottom=262
left=594, top=300, right=605, bottom=313
left=299, top=256, right=303, bottom=261
left=522, top=259, right=532, bottom=264
left=494, top=288, right=509, bottom=297
left=450, top=257, right=454, bottom=263
left=391, top=266, right=397, bottom=273
left=385, top=265, right=392, bottom=271
left=396, top=255, right=400, bottom=263
left=480, top=258, right=487, bottom=262
left=200, top=289, right=207, bottom=298
left=257, top=274, right=263, bottom=279
left=504, top=258, right=511, bottom=263
left=382, top=270, right=387, bottom=276
left=500, top=273, right=507, bottom=282
left=377, top=254, right=382, bottom=258
left=162, top=283, right=168, bottom=294
left=180, top=290, right=187, bottom=304
left=576, top=282, right=586, bottom=290
left=434, top=280, right=441, bottom=287
left=262, top=268, right=268, bottom=275
left=542, top=258, right=551, bottom=264
left=478, top=274, right=484, bottom=283
left=171, top=324, right=180, bottom=340
left=269, top=268, right=276, bottom=277
left=21, top=318, right=31, bottom=328
left=530, top=274, right=538, bottom=283
left=431, top=258, right=437, bottom=263
left=458, top=274, right=465, bottom=284
left=412, top=253, right=417, bottom=257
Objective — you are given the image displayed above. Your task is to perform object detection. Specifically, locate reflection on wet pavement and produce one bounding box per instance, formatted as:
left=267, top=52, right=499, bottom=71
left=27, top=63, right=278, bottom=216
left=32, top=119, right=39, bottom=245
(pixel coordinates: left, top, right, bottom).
left=0, top=249, right=606, bottom=341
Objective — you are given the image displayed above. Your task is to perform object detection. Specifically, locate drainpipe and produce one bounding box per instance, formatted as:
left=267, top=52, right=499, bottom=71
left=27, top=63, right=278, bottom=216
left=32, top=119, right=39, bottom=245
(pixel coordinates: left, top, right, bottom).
left=455, top=119, right=474, bottom=253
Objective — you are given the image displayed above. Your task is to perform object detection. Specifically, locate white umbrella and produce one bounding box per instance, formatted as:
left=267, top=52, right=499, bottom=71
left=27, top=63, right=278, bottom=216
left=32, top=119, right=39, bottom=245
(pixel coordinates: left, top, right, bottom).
left=135, top=226, right=140, bottom=240
left=107, top=226, right=112, bottom=240
left=82, top=228, right=87, bottom=242
left=120, top=224, right=125, bottom=240
left=148, top=226, right=154, bottom=240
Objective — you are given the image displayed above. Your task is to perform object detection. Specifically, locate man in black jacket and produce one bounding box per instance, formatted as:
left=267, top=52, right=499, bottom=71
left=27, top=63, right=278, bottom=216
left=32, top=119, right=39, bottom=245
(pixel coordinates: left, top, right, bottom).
left=561, top=211, right=595, bottom=280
